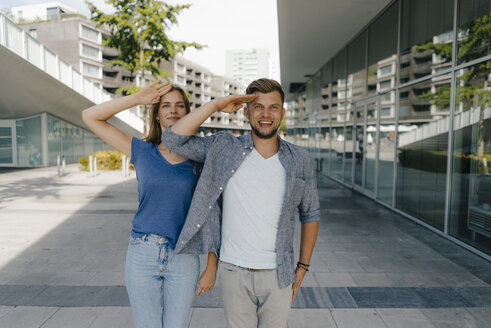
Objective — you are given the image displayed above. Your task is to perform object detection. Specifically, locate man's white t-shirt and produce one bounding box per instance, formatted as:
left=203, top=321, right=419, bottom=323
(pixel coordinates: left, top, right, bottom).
left=220, top=148, right=286, bottom=269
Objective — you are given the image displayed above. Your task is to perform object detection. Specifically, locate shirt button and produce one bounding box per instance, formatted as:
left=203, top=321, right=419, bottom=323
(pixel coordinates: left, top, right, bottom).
left=181, top=241, right=184, bottom=244
left=219, top=187, right=223, bottom=190
left=243, top=152, right=246, bottom=156
left=231, top=169, right=235, bottom=173
left=208, top=205, right=212, bottom=209
left=197, top=224, right=201, bottom=228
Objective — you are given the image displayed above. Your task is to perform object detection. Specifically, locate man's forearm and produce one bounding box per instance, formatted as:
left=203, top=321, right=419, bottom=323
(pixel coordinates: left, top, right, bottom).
left=171, top=100, right=219, bottom=136
left=299, top=221, right=319, bottom=265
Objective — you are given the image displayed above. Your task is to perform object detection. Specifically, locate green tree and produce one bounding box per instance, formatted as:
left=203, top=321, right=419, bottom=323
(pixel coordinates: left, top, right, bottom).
left=85, top=0, right=204, bottom=135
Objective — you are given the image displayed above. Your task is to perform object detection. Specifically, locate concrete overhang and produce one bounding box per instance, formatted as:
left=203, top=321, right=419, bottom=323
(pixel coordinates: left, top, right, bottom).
left=0, top=45, right=141, bottom=137
left=277, top=0, right=392, bottom=96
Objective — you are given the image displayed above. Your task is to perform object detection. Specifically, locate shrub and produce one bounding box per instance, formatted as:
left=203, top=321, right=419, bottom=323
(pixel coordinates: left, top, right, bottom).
left=78, top=150, right=133, bottom=171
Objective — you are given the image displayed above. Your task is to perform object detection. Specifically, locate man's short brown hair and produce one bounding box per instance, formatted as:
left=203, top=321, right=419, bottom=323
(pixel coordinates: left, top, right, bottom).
left=246, top=78, right=284, bottom=105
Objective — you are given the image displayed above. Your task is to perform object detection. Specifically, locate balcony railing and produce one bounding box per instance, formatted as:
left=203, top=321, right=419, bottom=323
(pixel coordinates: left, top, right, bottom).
left=0, top=13, right=142, bottom=133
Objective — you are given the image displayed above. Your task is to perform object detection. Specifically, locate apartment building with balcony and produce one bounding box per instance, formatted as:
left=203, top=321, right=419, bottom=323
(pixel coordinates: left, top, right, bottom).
left=13, top=3, right=105, bottom=89
left=161, top=57, right=248, bottom=134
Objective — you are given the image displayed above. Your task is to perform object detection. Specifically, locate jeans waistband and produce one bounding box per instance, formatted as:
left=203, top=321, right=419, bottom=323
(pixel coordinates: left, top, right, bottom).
left=136, top=233, right=168, bottom=244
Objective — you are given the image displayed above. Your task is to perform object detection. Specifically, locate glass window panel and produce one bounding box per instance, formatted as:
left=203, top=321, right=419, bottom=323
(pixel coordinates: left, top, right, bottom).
left=368, top=1, right=398, bottom=95
left=378, top=93, right=396, bottom=204
left=62, top=122, right=74, bottom=163
left=48, top=115, right=61, bottom=166
left=457, top=0, right=491, bottom=64
left=400, top=0, right=454, bottom=84
left=46, top=7, right=59, bottom=21
left=450, top=60, right=491, bottom=255
left=331, top=49, right=347, bottom=181
left=83, top=62, right=100, bottom=77
left=331, top=124, right=345, bottom=181
left=354, top=104, right=365, bottom=187
left=82, top=44, right=99, bottom=59
left=312, top=71, right=322, bottom=114
left=16, top=116, right=43, bottom=166
left=396, top=75, right=452, bottom=230
left=320, top=61, right=334, bottom=175
left=344, top=122, right=354, bottom=184
left=0, top=126, right=13, bottom=164
left=81, top=25, right=99, bottom=42
left=365, top=102, right=377, bottom=192
left=73, top=127, right=84, bottom=161
left=348, top=31, right=367, bottom=101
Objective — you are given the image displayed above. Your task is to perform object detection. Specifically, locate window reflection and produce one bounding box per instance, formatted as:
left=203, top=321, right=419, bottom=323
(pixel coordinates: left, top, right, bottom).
left=450, top=60, right=491, bottom=253
left=396, top=75, right=452, bottom=230
left=457, top=0, right=491, bottom=65
left=400, top=0, right=454, bottom=84
left=368, top=1, right=398, bottom=95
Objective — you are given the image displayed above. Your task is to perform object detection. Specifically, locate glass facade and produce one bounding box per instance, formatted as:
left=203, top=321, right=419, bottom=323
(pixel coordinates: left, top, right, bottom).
left=1, top=113, right=107, bottom=167
left=285, top=0, right=491, bottom=256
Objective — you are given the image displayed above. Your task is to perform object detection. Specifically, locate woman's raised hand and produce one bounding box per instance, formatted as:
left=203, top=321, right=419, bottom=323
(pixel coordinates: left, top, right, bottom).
left=214, top=94, right=258, bottom=113
left=134, top=81, right=173, bottom=105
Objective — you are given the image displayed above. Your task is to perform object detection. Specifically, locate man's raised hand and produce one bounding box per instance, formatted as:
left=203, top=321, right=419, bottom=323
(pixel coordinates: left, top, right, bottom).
left=214, top=94, right=258, bottom=113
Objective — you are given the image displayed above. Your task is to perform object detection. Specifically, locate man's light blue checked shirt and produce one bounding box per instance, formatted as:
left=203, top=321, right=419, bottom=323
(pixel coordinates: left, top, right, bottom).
left=161, top=128, right=320, bottom=288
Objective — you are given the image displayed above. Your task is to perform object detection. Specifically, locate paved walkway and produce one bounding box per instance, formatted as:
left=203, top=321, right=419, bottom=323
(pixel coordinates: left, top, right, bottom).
left=0, top=165, right=490, bottom=328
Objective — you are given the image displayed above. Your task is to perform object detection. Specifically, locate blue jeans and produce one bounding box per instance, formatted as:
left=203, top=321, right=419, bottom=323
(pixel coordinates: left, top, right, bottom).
left=125, top=234, right=200, bottom=328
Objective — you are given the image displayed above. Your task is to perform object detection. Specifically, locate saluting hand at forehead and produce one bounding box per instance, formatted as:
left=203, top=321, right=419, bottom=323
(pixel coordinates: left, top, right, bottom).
left=134, top=81, right=173, bottom=105
left=214, top=94, right=258, bottom=113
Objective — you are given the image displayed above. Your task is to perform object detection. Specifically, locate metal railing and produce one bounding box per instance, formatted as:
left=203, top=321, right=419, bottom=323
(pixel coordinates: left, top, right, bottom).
left=0, top=13, right=143, bottom=133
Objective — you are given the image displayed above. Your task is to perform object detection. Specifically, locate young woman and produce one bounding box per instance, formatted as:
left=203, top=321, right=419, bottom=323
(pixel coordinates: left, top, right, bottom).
left=82, top=82, right=217, bottom=328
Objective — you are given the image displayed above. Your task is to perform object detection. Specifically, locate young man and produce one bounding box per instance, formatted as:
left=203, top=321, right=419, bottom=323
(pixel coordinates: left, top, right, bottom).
left=161, top=78, right=319, bottom=328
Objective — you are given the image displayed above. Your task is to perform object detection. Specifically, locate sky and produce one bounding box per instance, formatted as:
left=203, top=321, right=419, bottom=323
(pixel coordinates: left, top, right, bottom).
left=3, top=0, right=280, bottom=78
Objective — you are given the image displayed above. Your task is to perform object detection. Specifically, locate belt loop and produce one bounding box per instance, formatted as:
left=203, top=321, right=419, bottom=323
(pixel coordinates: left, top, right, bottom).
left=142, top=234, right=148, bottom=242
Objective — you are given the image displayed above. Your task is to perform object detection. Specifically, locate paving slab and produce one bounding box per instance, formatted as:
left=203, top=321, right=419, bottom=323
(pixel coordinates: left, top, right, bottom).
left=188, top=308, right=226, bottom=328
left=39, top=307, right=103, bottom=328
left=88, top=307, right=135, bottom=328
left=376, top=308, right=437, bottom=328
left=0, top=306, right=58, bottom=328
left=331, top=308, right=388, bottom=328
left=287, top=309, right=337, bottom=328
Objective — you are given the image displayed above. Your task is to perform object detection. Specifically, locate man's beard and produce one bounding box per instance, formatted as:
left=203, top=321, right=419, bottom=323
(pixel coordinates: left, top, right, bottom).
left=250, top=122, right=279, bottom=139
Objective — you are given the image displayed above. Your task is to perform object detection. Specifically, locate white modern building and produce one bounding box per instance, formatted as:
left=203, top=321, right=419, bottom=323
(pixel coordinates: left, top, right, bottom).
left=11, top=1, right=79, bottom=22
left=225, top=48, right=270, bottom=85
